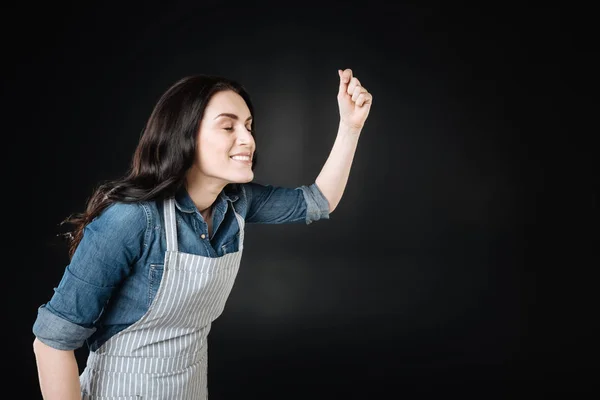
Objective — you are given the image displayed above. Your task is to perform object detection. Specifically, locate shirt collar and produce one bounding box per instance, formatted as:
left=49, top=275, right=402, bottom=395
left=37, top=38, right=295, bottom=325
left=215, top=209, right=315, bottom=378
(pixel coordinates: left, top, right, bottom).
left=174, top=184, right=239, bottom=214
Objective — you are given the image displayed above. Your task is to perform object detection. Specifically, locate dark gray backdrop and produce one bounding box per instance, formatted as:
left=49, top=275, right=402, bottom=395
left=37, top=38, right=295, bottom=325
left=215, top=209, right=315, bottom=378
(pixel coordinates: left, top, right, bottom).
left=2, top=1, right=595, bottom=398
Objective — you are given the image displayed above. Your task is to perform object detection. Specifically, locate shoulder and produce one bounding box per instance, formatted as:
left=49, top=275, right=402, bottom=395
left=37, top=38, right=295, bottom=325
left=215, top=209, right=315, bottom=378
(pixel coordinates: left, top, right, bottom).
left=223, top=183, right=251, bottom=217
left=76, top=201, right=152, bottom=261
left=88, top=201, right=150, bottom=238
left=234, top=181, right=276, bottom=198
left=96, top=201, right=148, bottom=225
left=224, top=183, right=251, bottom=205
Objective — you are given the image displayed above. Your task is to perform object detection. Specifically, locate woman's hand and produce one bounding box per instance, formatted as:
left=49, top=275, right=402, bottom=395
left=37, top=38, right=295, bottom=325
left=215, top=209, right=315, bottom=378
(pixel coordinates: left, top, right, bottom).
left=337, top=68, right=373, bottom=131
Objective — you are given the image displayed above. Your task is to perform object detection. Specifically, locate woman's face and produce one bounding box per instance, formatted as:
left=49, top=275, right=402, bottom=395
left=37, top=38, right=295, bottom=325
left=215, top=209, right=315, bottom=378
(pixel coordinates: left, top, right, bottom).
left=195, top=90, right=256, bottom=185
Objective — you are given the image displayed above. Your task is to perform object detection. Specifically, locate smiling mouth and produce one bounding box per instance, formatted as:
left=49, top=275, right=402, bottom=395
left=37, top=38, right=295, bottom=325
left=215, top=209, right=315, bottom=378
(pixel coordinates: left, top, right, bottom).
left=230, top=155, right=252, bottom=164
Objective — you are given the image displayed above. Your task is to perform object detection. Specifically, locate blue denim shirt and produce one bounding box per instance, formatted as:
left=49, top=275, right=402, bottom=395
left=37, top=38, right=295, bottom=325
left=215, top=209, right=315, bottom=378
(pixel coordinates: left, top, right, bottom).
left=33, top=182, right=329, bottom=351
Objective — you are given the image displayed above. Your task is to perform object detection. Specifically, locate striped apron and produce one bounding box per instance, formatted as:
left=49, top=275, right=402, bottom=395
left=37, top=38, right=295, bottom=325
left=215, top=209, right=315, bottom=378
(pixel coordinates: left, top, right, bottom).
left=80, top=197, right=244, bottom=399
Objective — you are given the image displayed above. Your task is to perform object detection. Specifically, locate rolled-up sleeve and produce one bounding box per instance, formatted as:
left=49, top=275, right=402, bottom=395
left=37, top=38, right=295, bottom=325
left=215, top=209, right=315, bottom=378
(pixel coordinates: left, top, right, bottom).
left=33, top=305, right=97, bottom=350
left=32, top=202, right=148, bottom=350
left=244, top=182, right=330, bottom=225
left=299, top=183, right=330, bottom=224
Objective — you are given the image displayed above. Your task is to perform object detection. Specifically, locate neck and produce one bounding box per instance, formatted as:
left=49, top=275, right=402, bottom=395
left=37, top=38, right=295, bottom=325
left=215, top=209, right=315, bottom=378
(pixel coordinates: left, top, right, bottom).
left=185, top=168, right=226, bottom=214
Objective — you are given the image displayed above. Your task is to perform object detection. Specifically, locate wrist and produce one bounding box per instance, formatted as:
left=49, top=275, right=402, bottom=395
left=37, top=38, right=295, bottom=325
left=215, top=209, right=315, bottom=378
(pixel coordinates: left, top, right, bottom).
left=338, top=120, right=363, bottom=136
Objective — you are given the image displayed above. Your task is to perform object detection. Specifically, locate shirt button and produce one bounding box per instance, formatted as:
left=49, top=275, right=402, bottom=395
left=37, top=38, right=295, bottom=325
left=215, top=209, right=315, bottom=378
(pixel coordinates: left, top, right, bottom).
left=200, top=234, right=206, bottom=239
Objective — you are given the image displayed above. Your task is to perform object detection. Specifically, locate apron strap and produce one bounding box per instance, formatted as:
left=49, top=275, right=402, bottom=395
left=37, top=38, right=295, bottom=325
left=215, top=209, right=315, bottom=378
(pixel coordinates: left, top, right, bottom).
left=229, top=202, right=245, bottom=248
left=164, top=197, right=178, bottom=252
left=233, top=212, right=245, bottom=246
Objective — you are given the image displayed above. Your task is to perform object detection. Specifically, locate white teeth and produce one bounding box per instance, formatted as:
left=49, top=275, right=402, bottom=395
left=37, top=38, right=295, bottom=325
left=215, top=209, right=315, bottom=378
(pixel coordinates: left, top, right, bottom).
left=231, top=155, right=251, bottom=161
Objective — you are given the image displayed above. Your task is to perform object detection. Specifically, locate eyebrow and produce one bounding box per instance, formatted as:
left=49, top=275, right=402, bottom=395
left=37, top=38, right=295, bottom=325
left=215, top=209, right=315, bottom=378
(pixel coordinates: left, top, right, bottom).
left=213, top=113, right=253, bottom=121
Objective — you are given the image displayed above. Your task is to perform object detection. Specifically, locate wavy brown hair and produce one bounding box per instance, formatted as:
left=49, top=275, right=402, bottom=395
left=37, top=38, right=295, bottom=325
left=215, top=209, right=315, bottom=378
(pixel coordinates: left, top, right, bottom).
left=60, top=74, right=257, bottom=259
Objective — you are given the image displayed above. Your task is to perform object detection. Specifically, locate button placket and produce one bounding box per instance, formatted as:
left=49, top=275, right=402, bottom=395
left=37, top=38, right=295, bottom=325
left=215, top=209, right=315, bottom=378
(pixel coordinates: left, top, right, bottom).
left=192, top=213, right=209, bottom=240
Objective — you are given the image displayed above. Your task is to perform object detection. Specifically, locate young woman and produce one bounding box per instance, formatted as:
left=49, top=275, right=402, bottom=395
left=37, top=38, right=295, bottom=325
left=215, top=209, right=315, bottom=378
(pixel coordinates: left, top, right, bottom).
left=32, top=68, right=372, bottom=399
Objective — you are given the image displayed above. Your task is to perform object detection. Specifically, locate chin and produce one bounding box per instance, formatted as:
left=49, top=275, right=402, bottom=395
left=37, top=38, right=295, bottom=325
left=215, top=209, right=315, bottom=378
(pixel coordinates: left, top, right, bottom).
left=240, top=173, right=254, bottom=183
left=229, top=173, right=254, bottom=184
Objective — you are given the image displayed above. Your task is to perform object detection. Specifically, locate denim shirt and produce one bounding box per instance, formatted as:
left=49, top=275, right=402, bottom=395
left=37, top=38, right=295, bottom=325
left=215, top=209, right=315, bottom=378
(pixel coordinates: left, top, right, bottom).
left=33, top=182, right=329, bottom=352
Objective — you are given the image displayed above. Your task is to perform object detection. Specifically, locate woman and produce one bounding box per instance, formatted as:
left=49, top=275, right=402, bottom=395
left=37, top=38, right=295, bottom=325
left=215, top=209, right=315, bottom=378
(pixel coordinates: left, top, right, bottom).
left=32, top=68, right=372, bottom=399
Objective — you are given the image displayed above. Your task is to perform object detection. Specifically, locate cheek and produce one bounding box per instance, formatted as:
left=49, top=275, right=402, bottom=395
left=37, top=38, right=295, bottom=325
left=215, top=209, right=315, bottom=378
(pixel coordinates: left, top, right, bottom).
left=198, top=136, right=232, bottom=162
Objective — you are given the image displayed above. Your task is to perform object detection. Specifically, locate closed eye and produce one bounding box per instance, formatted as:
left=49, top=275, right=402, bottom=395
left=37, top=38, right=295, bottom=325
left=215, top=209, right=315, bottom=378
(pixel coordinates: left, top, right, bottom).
left=224, top=127, right=254, bottom=134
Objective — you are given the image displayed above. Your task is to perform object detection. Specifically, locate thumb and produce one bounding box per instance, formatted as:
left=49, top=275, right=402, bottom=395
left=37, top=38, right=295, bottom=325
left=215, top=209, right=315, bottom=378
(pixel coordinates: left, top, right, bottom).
left=338, top=69, right=349, bottom=96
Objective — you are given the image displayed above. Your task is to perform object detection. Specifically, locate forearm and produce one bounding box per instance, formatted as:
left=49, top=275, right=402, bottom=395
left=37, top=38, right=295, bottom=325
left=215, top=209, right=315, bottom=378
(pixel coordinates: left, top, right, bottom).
left=315, top=122, right=362, bottom=212
left=33, top=338, right=81, bottom=400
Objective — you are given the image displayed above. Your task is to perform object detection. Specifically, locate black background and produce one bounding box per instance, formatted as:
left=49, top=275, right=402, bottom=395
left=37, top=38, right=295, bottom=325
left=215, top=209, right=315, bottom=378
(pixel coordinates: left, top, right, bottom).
left=2, top=1, right=596, bottom=398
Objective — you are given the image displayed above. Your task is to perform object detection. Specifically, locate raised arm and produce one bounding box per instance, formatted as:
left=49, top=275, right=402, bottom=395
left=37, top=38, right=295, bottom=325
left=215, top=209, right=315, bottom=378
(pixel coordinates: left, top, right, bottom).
left=315, top=68, right=373, bottom=212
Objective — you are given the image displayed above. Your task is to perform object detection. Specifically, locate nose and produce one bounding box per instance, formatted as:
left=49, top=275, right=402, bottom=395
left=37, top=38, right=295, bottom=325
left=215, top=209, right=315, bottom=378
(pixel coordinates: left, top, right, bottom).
left=237, top=126, right=254, bottom=146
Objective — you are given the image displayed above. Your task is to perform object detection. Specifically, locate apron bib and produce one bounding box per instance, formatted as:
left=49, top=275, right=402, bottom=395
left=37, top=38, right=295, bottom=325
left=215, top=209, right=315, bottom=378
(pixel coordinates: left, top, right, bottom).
left=80, top=197, right=244, bottom=399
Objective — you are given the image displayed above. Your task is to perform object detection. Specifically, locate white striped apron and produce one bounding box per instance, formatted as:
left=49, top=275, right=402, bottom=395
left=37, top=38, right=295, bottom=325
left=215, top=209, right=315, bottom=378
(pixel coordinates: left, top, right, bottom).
left=80, top=197, right=244, bottom=399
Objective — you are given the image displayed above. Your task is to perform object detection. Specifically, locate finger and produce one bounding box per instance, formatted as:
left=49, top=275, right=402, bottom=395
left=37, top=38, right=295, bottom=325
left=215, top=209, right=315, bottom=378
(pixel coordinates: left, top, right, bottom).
left=347, top=77, right=361, bottom=97
left=357, top=92, right=373, bottom=107
left=355, top=93, right=366, bottom=107
left=338, top=68, right=352, bottom=96
left=351, top=86, right=368, bottom=102
left=352, top=86, right=366, bottom=102
left=356, top=92, right=372, bottom=107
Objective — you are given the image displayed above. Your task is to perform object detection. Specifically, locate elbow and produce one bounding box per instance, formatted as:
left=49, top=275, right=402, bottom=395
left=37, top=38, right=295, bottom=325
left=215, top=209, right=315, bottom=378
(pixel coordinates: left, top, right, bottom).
left=33, top=337, right=75, bottom=358
left=327, top=198, right=339, bottom=214
left=33, top=337, right=55, bottom=356
left=311, top=182, right=336, bottom=215
left=33, top=337, right=44, bottom=355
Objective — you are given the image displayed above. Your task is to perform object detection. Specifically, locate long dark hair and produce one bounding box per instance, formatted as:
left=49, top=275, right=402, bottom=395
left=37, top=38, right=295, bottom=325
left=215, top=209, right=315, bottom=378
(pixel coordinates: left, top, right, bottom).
left=60, top=74, right=257, bottom=259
